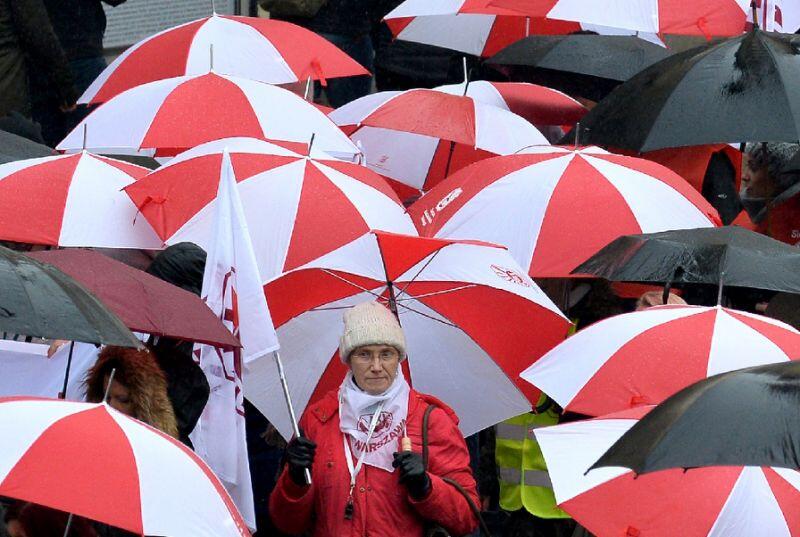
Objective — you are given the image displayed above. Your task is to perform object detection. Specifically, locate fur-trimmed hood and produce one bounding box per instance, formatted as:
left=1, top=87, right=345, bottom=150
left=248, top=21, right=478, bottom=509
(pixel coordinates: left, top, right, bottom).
left=85, top=346, right=179, bottom=438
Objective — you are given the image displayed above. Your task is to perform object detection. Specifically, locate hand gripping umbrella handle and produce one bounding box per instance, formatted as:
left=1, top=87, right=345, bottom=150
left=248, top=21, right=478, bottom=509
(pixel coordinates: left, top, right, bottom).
left=273, top=351, right=312, bottom=485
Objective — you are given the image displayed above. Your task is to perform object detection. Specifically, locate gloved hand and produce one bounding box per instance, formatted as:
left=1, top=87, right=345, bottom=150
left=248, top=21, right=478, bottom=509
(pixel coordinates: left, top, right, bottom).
left=393, top=451, right=431, bottom=499
left=286, top=433, right=316, bottom=487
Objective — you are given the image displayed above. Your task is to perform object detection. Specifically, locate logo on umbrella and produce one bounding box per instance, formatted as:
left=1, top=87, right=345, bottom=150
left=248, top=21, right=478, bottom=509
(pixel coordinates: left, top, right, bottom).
left=491, top=265, right=531, bottom=287
left=358, top=411, right=394, bottom=436
left=419, top=187, right=463, bottom=227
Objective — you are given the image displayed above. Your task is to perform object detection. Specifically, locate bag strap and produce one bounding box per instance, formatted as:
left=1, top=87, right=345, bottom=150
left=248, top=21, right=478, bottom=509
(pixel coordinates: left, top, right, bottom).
left=421, top=404, right=494, bottom=537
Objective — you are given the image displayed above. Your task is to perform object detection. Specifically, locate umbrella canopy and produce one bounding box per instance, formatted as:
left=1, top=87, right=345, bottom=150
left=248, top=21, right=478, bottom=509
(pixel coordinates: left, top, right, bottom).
left=79, top=15, right=368, bottom=105
left=491, top=0, right=751, bottom=36
left=0, top=129, right=53, bottom=164
left=0, top=246, right=138, bottom=346
left=522, top=305, right=800, bottom=416
left=58, top=72, right=358, bottom=159
left=245, top=231, right=570, bottom=439
left=573, top=226, right=800, bottom=294
left=27, top=249, right=240, bottom=349
left=383, top=0, right=581, bottom=57
left=488, top=34, right=672, bottom=102
left=591, top=361, right=800, bottom=475
left=409, top=146, right=719, bottom=278
left=434, top=80, right=587, bottom=125
left=0, top=151, right=161, bottom=248
left=124, top=137, right=416, bottom=282
left=329, top=88, right=549, bottom=194
left=0, top=397, right=249, bottom=536
left=537, top=406, right=800, bottom=537
left=577, top=29, right=800, bottom=152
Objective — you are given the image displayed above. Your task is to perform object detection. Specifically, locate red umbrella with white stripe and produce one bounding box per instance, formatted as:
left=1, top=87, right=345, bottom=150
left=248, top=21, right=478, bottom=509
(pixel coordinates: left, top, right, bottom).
left=434, top=80, right=587, bottom=126
left=244, top=231, right=570, bottom=439
left=329, top=88, right=548, bottom=195
left=521, top=305, right=800, bottom=416
left=409, top=146, right=720, bottom=278
left=0, top=397, right=249, bottom=536
left=0, top=152, right=161, bottom=248
left=79, top=15, right=368, bottom=105
left=58, top=72, right=358, bottom=159
left=491, top=0, right=751, bottom=37
left=536, top=406, right=800, bottom=536
left=124, top=137, right=416, bottom=282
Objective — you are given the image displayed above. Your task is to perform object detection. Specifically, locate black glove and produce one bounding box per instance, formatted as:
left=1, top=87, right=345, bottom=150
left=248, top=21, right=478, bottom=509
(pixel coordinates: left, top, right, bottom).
left=286, top=433, right=316, bottom=487
left=393, top=451, right=431, bottom=499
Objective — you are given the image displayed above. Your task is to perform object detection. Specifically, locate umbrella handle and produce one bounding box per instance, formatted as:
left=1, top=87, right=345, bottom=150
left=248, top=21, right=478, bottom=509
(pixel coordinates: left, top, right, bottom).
left=59, top=341, right=75, bottom=400
left=273, top=351, right=312, bottom=485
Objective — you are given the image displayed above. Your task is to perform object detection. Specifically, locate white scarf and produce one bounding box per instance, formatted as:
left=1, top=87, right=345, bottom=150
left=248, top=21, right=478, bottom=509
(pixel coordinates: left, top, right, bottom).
left=339, top=370, right=410, bottom=472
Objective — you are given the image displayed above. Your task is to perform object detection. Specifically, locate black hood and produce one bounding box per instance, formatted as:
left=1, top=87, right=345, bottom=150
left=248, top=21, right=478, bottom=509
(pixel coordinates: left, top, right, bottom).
left=146, top=242, right=206, bottom=296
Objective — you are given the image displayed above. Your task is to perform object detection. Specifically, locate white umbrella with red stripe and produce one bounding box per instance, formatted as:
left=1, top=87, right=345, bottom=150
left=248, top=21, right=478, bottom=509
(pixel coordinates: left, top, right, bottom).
left=244, top=231, right=570, bottom=439
left=0, top=397, right=249, bottom=536
left=329, top=88, right=548, bottom=196
left=536, top=406, right=800, bottom=536
left=0, top=152, right=161, bottom=248
left=521, top=305, right=800, bottom=416
left=124, top=137, right=416, bottom=282
left=409, top=146, right=720, bottom=278
left=79, top=15, right=368, bottom=105
left=58, top=72, right=358, bottom=159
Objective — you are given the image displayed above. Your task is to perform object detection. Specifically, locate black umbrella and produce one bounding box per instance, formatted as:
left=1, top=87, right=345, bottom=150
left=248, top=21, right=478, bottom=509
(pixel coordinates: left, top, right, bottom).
left=0, top=129, right=54, bottom=164
left=488, top=34, right=672, bottom=102
left=0, top=246, right=139, bottom=347
left=576, top=29, right=800, bottom=152
left=572, top=226, right=800, bottom=295
left=590, top=361, right=800, bottom=474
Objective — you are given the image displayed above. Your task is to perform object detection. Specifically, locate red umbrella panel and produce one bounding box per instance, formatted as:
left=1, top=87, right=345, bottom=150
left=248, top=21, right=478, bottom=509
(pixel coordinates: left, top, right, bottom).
left=124, top=137, right=416, bottom=283
left=80, top=15, right=368, bottom=105
left=244, top=231, right=570, bottom=440
left=28, top=249, right=239, bottom=349
left=536, top=406, right=800, bottom=537
left=409, top=146, right=720, bottom=278
left=522, top=305, right=800, bottom=416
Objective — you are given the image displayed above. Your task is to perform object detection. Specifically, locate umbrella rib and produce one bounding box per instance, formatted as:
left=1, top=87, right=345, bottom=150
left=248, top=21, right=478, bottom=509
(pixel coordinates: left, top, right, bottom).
left=394, top=300, right=458, bottom=329
left=393, top=250, right=442, bottom=301
left=396, top=284, right=477, bottom=301
left=320, top=269, right=385, bottom=299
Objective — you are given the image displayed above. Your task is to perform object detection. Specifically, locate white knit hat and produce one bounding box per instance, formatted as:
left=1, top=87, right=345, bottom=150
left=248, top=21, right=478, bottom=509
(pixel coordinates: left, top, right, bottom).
left=339, top=301, right=407, bottom=363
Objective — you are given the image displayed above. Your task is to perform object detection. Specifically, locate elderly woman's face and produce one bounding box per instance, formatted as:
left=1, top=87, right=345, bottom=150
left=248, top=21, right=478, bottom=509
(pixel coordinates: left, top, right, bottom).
left=742, top=154, right=779, bottom=200
left=348, top=345, right=400, bottom=395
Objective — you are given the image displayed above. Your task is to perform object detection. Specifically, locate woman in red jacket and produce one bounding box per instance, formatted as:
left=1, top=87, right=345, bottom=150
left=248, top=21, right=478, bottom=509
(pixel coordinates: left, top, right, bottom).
left=269, top=301, right=479, bottom=536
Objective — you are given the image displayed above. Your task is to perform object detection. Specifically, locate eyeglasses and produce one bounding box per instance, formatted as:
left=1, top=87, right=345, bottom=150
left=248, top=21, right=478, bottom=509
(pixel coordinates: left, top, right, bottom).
left=350, top=349, right=399, bottom=364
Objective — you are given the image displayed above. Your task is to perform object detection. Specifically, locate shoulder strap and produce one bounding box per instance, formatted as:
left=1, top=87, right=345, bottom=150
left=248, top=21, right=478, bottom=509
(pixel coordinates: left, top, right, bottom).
left=421, top=404, right=493, bottom=537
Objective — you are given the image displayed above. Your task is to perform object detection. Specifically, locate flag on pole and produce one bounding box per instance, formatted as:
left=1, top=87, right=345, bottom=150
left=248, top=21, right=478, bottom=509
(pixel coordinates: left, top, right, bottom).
left=747, top=0, right=784, bottom=31
left=189, top=148, right=279, bottom=530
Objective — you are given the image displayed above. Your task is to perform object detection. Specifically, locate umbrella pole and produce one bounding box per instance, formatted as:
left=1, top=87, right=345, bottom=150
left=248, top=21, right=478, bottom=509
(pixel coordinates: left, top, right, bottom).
left=59, top=341, right=75, bottom=400
left=717, top=272, right=725, bottom=306
left=273, top=350, right=311, bottom=485
left=62, top=513, right=73, bottom=537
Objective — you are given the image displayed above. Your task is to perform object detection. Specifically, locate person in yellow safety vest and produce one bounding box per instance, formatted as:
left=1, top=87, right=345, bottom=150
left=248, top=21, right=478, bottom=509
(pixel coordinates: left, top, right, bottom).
left=496, top=394, right=575, bottom=537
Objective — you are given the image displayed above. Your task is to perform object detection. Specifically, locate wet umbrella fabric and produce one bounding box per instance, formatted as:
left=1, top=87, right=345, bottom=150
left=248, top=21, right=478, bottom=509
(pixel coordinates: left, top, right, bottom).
left=591, top=361, right=800, bottom=475
left=0, top=246, right=138, bottom=347
left=537, top=406, right=800, bottom=537
left=577, top=30, right=800, bottom=152
left=573, top=226, right=800, bottom=293
left=0, top=129, right=53, bottom=164
left=27, top=249, right=240, bottom=349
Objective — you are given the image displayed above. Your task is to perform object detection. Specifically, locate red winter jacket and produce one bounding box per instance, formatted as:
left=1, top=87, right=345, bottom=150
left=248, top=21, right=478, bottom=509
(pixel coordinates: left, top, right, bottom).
left=269, top=388, right=479, bottom=536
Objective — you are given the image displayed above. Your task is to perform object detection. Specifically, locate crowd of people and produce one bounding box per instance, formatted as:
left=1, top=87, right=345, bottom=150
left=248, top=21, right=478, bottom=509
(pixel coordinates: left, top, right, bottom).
left=1, top=1, right=800, bottom=537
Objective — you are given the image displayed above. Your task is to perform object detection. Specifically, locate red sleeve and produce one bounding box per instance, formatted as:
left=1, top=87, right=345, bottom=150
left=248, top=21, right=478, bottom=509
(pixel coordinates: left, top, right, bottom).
left=407, top=407, right=479, bottom=535
left=268, top=416, right=316, bottom=535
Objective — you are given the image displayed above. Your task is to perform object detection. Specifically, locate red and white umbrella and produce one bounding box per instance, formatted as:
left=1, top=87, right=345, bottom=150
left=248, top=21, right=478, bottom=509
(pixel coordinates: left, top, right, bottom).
left=244, top=231, right=570, bottom=439
left=0, top=397, right=249, bottom=536
left=522, top=305, right=800, bottom=416
left=79, top=15, right=368, bottom=105
left=124, top=137, right=416, bottom=282
left=0, top=152, right=160, bottom=248
left=329, top=88, right=548, bottom=195
left=536, top=406, right=800, bottom=536
left=435, top=80, right=587, bottom=126
left=59, top=72, right=358, bottom=159
left=492, top=0, right=751, bottom=37
left=409, top=146, right=720, bottom=278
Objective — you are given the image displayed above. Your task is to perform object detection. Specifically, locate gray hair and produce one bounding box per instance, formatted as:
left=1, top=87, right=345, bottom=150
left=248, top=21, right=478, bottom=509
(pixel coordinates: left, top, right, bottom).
left=745, top=142, right=800, bottom=190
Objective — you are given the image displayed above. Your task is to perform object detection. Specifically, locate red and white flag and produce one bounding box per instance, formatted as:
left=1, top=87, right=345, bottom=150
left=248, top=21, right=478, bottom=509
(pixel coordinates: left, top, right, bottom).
left=748, top=0, right=784, bottom=31
left=190, top=149, right=279, bottom=530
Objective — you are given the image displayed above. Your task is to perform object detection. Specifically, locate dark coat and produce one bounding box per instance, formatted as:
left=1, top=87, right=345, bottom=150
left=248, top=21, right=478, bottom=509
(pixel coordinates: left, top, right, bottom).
left=42, top=0, right=126, bottom=60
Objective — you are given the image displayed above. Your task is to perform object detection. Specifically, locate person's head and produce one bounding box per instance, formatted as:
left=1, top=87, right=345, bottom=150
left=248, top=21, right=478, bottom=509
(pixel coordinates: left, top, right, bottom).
left=339, top=302, right=406, bottom=395
left=16, top=503, right=97, bottom=537
left=84, top=346, right=179, bottom=438
left=635, top=291, right=687, bottom=311
left=741, top=142, right=800, bottom=221
left=145, top=242, right=206, bottom=296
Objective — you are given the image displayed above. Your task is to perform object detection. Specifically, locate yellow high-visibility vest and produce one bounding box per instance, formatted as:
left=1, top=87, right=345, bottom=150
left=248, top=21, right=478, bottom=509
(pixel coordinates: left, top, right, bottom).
left=495, top=398, right=569, bottom=519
